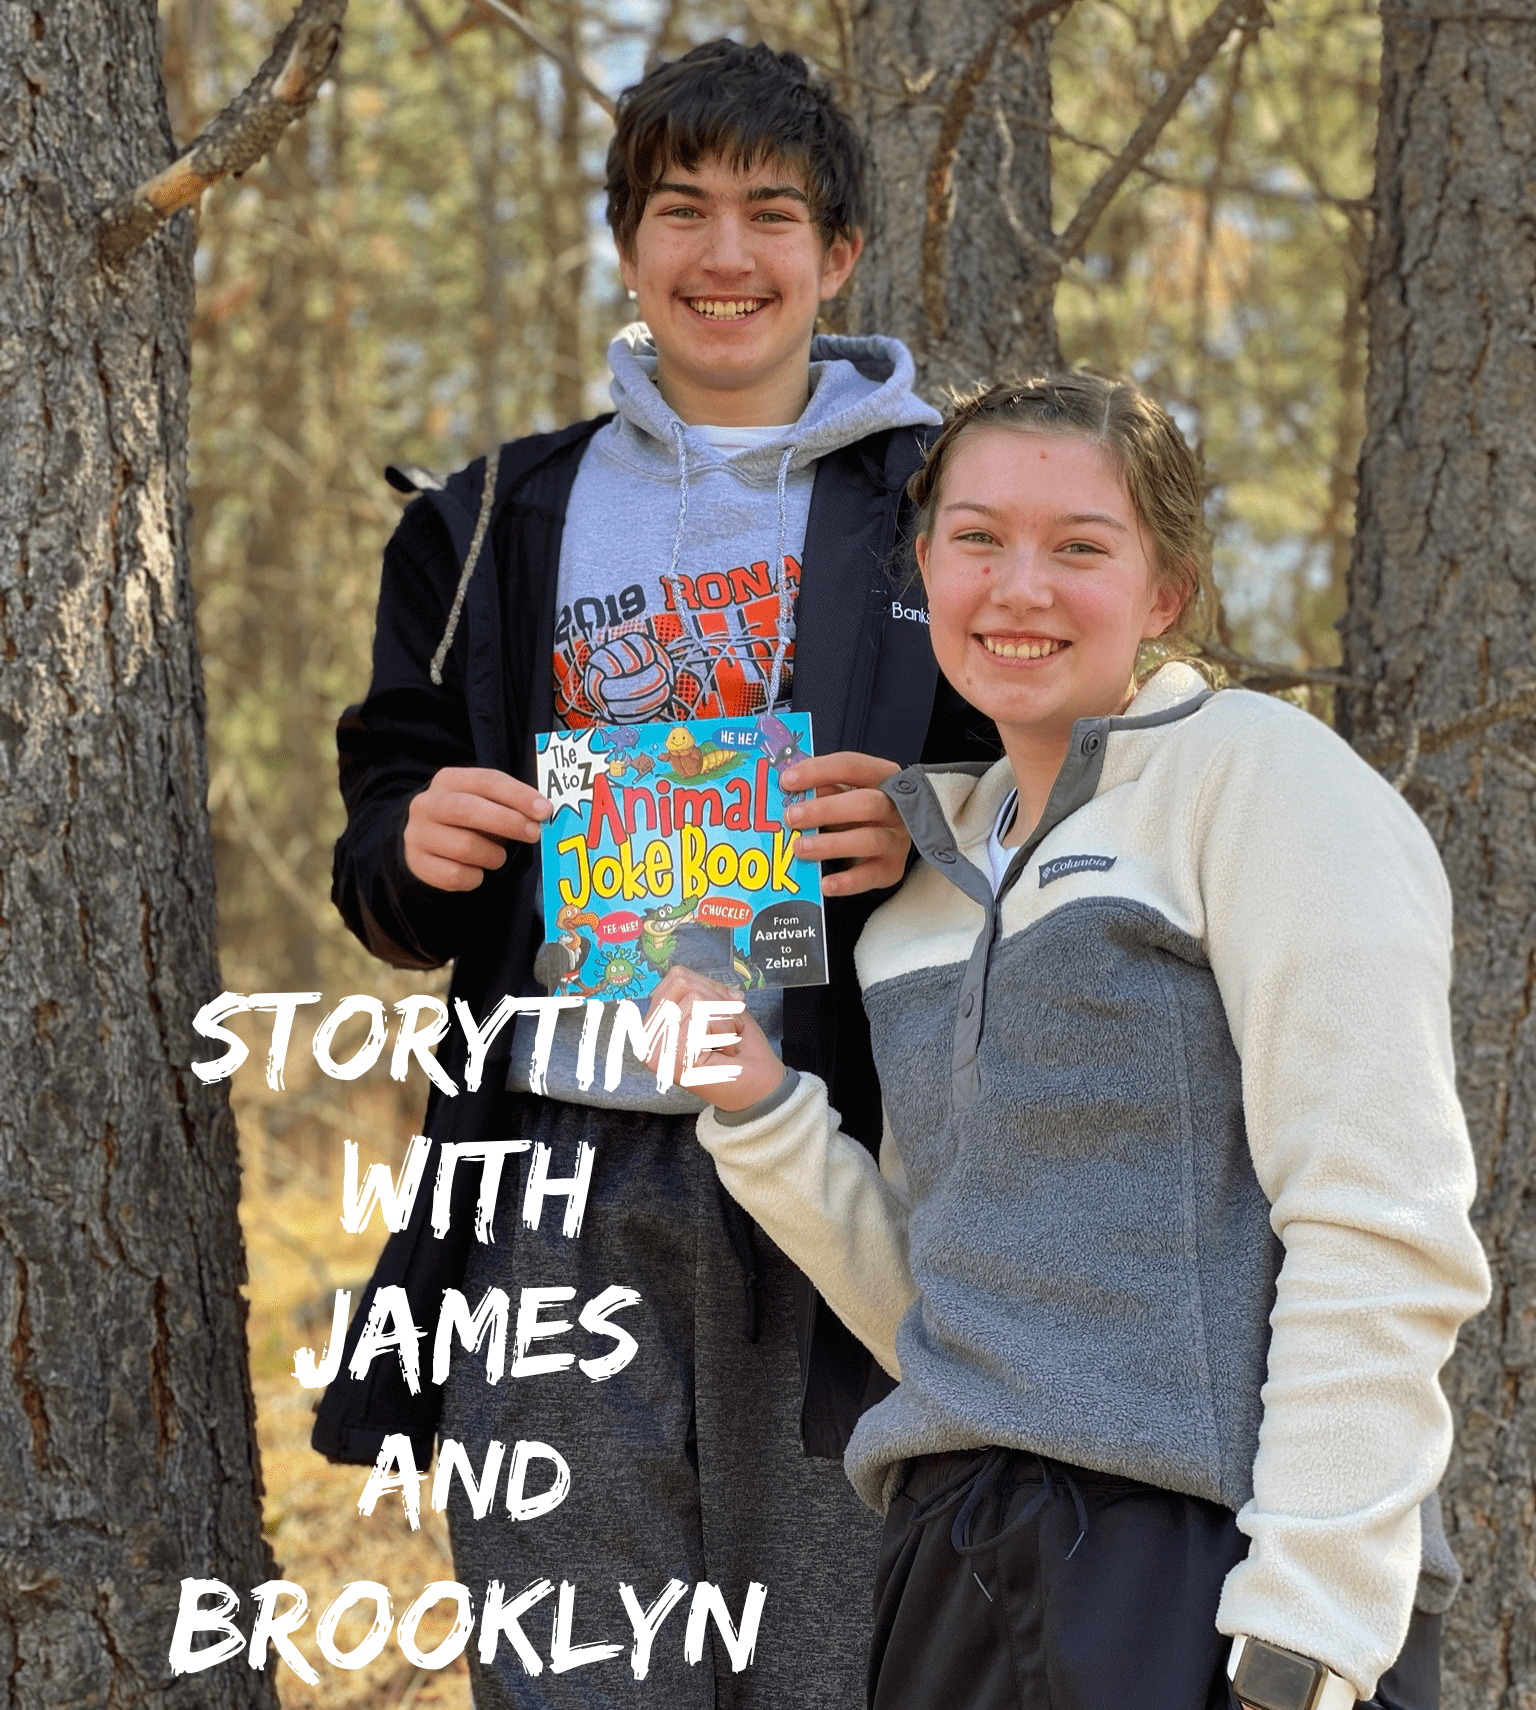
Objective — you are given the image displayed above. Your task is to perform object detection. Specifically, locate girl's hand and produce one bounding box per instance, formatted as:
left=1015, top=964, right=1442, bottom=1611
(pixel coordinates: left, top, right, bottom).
left=642, top=967, right=788, bottom=1114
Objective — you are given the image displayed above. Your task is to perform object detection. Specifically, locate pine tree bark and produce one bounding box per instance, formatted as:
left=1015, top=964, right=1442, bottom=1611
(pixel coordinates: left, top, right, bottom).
left=846, top=0, right=1063, bottom=393
left=0, top=3, right=276, bottom=1704
left=1339, top=6, right=1536, bottom=1705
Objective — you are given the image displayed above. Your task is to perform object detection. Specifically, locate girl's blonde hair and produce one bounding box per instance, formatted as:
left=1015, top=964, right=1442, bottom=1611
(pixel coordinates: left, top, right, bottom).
left=908, top=371, right=1215, bottom=646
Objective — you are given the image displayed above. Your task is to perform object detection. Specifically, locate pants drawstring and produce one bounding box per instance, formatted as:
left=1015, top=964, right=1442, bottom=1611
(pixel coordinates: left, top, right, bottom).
left=911, top=1449, right=1090, bottom=1563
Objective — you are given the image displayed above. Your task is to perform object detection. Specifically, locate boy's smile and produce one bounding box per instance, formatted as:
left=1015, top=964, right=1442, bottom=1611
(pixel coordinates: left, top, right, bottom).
left=619, top=156, right=860, bottom=426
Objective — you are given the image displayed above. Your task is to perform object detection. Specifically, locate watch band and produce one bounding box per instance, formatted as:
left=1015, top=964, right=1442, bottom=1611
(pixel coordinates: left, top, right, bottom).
left=1227, top=1636, right=1357, bottom=1710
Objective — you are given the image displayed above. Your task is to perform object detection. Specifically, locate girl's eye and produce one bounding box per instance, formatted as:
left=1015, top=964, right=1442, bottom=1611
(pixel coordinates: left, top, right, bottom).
left=955, top=529, right=997, bottom=545
left=1060, top=540, right=1107, bottom=556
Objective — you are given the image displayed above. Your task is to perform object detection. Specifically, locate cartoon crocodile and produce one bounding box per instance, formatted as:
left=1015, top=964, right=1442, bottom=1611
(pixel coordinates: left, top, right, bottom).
left=638, top=899, right=697, bottom=975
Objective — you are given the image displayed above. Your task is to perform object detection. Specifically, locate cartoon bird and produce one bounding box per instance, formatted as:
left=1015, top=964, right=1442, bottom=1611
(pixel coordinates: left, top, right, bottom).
left=536, top=904, right=599, bottom=995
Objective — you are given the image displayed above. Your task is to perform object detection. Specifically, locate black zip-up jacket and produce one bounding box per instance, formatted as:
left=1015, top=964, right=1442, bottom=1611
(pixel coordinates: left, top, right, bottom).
left=313, top=415, right=997, bottom=1467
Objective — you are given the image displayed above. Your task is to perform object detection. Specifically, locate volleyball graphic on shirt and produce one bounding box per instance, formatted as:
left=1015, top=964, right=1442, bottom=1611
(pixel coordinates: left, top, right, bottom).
left=554, top=554, right=800, bottom=727
left=581, top=632, right=676, bottom=722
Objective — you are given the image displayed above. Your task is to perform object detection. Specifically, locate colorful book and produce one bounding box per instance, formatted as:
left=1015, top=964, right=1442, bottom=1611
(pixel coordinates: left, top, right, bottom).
left=535, top=713, right=826, bottom=1002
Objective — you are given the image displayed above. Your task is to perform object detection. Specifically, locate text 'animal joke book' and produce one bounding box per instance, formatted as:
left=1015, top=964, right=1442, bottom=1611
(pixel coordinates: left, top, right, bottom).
left=535, top=713, right=828, bottom=1003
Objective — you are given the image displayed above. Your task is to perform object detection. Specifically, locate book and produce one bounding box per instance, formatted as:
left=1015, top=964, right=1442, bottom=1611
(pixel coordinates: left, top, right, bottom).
left=534, top=713, right=827, bottom=1002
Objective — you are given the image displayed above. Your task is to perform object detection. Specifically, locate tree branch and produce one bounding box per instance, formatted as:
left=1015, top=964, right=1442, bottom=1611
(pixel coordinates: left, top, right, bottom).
left=1195, top=638, right=1371, bottom=693
left=1352, top=686, right=1536, bottom=771
left=99, top=0, right=347, bottom=263
left=472, top=0, right=616, bottom=119
left=1054, top=0, right=1270, bottom=267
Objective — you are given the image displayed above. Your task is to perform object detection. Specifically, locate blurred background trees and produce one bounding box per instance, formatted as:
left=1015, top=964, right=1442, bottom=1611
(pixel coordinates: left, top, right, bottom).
left=148, top=4, right=1532, bottom=1706
left=171, top=0, right=1379, bottom=1024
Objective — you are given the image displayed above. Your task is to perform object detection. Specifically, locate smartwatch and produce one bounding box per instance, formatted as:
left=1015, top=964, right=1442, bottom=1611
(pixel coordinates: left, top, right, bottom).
left=1228, top=1636, right=1357, bottom=1710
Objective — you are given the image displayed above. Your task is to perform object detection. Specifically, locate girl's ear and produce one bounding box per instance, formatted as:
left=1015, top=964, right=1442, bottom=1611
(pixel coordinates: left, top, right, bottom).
left=914, top=533, right=931, bottom=591
left=1142, top=567, right=1187, bottom=640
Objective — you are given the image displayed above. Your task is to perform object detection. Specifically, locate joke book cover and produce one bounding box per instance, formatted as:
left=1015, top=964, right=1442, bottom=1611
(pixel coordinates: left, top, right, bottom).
left=534, top=712, right=827, bottom=1002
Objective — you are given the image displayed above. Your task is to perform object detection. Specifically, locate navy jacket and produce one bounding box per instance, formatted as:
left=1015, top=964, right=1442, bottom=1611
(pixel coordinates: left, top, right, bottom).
left=313, top=415, right=997, bottom=1466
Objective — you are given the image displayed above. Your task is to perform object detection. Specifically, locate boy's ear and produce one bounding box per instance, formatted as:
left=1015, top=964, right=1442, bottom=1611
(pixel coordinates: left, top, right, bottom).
left=618, top=239, right=639, bottom=295
left=818, top=228, right=864, bottom=302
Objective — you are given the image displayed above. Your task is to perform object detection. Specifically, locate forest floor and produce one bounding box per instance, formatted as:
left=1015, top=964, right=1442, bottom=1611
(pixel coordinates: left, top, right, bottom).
left=239, top=1073, right=473, bottom=1710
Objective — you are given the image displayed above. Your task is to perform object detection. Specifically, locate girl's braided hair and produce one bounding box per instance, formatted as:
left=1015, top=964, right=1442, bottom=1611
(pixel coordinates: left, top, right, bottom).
left=908, top=372, right=1215, bottom=646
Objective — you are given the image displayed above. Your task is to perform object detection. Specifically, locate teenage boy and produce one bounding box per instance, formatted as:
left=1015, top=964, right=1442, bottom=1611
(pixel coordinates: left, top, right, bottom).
left=315, top=40, right=995, bottom=1710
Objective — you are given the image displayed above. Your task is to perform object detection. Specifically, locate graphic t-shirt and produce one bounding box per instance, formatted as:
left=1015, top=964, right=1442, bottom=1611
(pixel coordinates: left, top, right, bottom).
left=552, top=422, right=812, bottom=727
left=522, top=423, right=810, bottom=1113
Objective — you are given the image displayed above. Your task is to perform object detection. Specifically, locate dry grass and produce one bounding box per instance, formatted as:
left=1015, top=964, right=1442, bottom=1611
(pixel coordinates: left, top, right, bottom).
left=239, top=1069, right=473, bottom=1710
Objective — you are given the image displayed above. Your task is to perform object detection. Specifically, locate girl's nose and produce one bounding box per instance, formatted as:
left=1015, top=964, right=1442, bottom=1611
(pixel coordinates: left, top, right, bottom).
left=990, top=545, right=1052, bottom=610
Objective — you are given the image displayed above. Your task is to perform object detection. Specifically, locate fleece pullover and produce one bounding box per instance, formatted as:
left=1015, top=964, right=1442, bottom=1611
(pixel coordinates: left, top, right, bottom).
left=696, top=664, right=1490, bottom=1701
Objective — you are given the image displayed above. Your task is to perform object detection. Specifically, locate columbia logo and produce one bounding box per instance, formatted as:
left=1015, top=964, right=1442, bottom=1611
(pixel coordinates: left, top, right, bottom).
left=890, top=601, right=929, bottom=625
left=1039, top=854, right=1116, bottom=887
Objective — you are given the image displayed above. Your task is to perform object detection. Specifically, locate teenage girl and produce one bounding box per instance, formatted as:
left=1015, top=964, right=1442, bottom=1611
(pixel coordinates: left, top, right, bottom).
left=646, top=374, right=1489, bottom=1710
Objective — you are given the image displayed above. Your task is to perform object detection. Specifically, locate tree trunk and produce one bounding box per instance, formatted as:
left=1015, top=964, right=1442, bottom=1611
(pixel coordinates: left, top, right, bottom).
left=0, top=3, right=276, bottom=1704
left=1339, top=7, right=1536, bottom=1706
left=847, top=0, right=1062, bottom=393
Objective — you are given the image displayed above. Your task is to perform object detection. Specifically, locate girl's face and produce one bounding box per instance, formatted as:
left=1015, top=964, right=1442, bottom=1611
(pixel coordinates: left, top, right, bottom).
left=915, top=428, right=1182, bottom=762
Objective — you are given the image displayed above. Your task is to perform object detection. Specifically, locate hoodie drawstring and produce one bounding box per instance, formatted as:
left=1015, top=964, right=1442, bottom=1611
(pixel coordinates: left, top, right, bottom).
left=429, top=443, right=501, bottom=687
left=766, top=445, right=794, bottom=712
left=666, top=420, right=692, bottom=595
left=663, top=428, right=795, bottom=714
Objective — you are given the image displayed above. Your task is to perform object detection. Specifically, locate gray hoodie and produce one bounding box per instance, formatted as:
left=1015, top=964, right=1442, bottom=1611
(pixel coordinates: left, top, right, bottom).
left=514, top=324, right=941, bottom=1111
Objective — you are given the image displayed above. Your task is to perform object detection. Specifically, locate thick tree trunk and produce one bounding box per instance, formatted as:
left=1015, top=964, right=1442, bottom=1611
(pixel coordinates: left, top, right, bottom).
left=847, top=0, right=1062, bottom=394
left=0, top=4, right=276, bottom=1705
left=1339, top=7, right=1536, bottom=1706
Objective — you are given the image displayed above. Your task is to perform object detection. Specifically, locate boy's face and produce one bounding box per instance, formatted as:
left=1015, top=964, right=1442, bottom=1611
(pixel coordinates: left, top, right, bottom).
left=619, top=154, right=861, bottom=425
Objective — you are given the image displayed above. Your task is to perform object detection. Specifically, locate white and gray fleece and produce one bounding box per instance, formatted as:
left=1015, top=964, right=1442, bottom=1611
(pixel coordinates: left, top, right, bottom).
left=695, top=663, right=1491, bottom=1702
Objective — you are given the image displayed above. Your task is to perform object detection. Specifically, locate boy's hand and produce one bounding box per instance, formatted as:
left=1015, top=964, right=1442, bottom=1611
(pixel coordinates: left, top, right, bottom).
left=642, top=968, right=787, bottom=1114
left=404, top=767, right=552, bottom=891
left=780, top=751, right=910, bottom=896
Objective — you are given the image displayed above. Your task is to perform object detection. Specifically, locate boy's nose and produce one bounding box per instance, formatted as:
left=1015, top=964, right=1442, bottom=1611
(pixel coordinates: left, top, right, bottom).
left=702, top=213, right=754, bottom=274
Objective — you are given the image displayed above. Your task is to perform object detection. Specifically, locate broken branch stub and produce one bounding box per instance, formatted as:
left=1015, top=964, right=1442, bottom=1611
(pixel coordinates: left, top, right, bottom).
left=99, top=0, right=348, bottom=264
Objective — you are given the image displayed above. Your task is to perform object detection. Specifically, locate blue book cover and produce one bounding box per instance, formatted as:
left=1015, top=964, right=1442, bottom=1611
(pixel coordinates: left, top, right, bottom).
left=534, top=713, right=827, bottom=1002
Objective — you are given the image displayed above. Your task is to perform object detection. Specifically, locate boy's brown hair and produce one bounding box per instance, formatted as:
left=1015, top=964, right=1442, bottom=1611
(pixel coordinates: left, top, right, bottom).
left=604, top=39, right=867, bottom=256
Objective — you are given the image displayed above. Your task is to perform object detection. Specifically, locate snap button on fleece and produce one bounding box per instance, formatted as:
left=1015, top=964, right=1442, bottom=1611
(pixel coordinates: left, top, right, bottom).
left=934, top=848, right=956, bottom=863
left=894, top=777, right=917, bottom=794
left=1081, top=732, right=1103, bottom=756
left=961, top=991, right=975, bottom=1018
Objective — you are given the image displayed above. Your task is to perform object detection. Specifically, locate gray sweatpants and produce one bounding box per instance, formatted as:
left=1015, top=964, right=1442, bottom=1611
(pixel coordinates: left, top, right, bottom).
left=439, top=1098, right=880, bottom=1709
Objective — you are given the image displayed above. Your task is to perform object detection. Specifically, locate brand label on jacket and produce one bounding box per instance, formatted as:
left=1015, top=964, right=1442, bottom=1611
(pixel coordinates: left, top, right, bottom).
left=1039, top=853, right=1117, bottom=887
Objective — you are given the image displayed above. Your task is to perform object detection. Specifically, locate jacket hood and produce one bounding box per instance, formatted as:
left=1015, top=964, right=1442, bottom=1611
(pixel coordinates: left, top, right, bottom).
left=600, top=323, right=940, bottom=485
